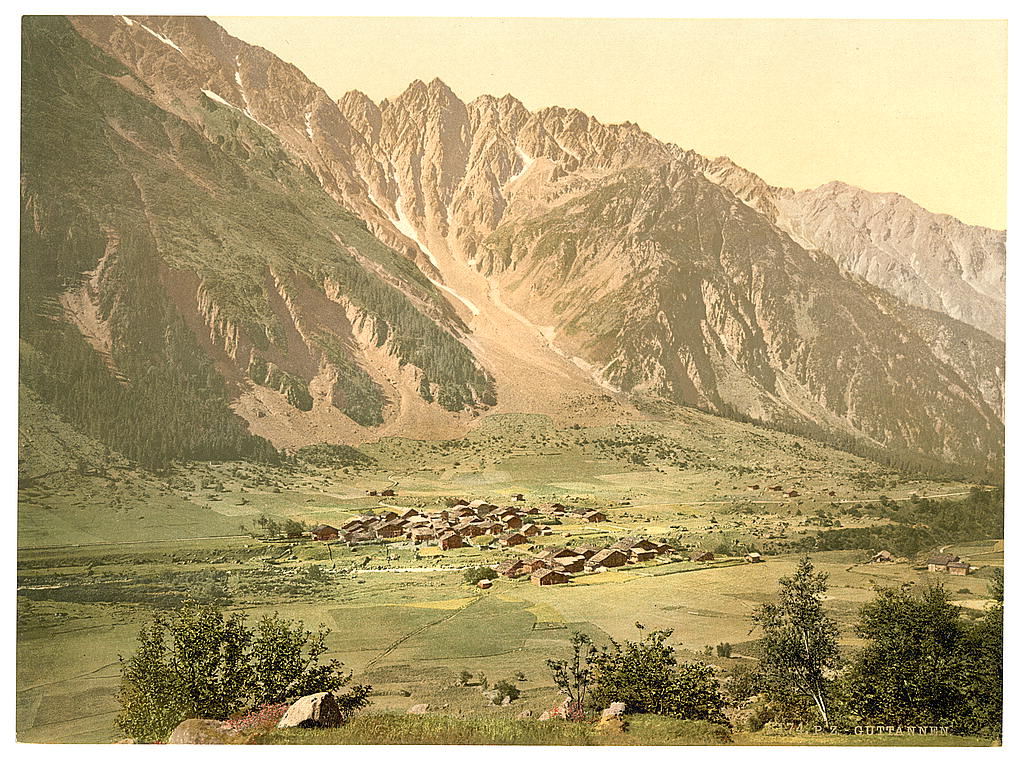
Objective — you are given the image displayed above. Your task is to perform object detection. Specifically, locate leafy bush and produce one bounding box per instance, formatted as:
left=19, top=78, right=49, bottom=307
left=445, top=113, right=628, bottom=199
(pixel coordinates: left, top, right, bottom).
left=493, top=680, right=521, bottom=702
left=546, top=631, right=595, bottom=714
left=548, top=626, right=726, bottom=722
left=303, top=564, right=329, bottom=582
left=721, top=664, right=763, bottom=705
left=463, top=566, right=498, bottom=584
left=842, top=582, right=1002, bottom=736
left=588, top=626, right=727, bottom=722
left=115, top=601, right=368, bottom=742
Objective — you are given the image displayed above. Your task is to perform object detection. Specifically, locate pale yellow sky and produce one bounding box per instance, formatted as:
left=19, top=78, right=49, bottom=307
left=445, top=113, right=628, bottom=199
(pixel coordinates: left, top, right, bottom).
left=215, top=17, right=1007, bottom=229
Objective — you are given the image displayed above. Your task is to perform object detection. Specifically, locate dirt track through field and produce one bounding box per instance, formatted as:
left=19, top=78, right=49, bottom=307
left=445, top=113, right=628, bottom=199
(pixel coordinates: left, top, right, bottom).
left=365, top=595, right=483, bottom=669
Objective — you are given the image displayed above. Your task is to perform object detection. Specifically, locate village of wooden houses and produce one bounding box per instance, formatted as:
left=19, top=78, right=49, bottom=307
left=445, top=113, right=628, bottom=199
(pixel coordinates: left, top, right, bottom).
left=300, top=494, right=771, bottom=588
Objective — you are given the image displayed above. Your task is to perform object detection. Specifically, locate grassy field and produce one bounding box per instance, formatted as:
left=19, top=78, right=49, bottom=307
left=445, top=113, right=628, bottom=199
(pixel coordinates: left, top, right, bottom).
left=258, top=712, right=991, bottom=746
left=16, top=413, right=998, bottom=744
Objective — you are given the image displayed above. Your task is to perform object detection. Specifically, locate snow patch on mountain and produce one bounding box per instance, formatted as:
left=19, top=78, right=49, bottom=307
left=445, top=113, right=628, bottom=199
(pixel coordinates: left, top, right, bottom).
left=128, top=18, right=185, bottom=55
left=393, top=194, right=439, bottom=269
left=506, top=146, right=535, bottom=185
left=201, top=89, right=233, bottom=107
left=428, top=278, right=480, bottom=316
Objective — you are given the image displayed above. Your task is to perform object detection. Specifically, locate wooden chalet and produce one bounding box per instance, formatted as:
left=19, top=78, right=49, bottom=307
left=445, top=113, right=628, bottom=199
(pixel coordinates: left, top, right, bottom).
left=310, top=524, right=340, bottom=541
left=373, top=521, right=404, bottom=538
left=499, top=531, right=529, bottom=546
left=522, top=558, right=551, bottom=574
left=439, top=532, right=464, bottom=550
left=456, top=522, right=484, bottom=538
left=947, top=561, right=970, bottom=576
left=554, top=556, right=586, bottom=573
left=928, top=553, right=959, bottom=572
left=691, top=551, right=716, bottom=562
left=409, top=527, right=434, bottom=543
left=531, top=568, right=570, bottom=586
left=589, top=549, right=629, bottom=568
left=495, top=559, right=526, bottom=577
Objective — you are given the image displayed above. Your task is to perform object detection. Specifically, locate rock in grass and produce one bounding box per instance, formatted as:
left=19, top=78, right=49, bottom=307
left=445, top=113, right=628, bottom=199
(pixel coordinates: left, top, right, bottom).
left=167, top=719, right=249, bottom=744
left=600, top=702, right=627, bottom=719
left=596, top=702, right=627, bottom=734
left=406, top=703, right=430, bottom=714
left=277, top=692, right=342, bottom=729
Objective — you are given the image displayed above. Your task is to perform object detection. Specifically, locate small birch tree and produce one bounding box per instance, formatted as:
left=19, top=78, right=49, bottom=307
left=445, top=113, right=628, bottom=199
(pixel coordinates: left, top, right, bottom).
left=752, top=556, right=840, bottom=727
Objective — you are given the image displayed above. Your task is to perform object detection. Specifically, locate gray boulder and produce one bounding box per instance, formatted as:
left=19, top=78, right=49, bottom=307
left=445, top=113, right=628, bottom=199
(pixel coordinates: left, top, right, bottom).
left=277, top=692, right=342, bottom=729
left=167, top=719, right=248, bottom=744
left=596, top=701, right=627, bottom=734
left=600, top=702, right=627, bottom=719
left=406, top=703, right=430, bottom=714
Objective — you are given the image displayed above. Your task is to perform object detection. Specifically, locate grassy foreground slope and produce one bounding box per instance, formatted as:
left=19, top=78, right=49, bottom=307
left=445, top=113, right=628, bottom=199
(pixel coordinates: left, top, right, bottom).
left=259, top=712, right=991, bottom=746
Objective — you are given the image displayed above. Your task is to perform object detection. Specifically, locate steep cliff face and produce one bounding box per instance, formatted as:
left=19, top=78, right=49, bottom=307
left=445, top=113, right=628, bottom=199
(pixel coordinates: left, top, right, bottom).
left=479, top=163, right=1003, bottom=471
left=31, top=14, right=1004, bottom=475
left=776, top=182, right=1006, bottom=340
left=21, top=16, right=493, bottom=467
left=696, top=156, right=1006, bottom=340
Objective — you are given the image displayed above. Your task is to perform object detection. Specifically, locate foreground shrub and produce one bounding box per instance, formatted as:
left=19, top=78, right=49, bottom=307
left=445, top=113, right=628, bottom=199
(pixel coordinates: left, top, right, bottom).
left=546, top=625, right=726, bottom=723
left=492, top=680, right=521, bottom=702
left=115, top=600, right=368, bottom=742
left=842, top=581, right=1002, bottom=736
left=589, top=626, right=727, bottom=722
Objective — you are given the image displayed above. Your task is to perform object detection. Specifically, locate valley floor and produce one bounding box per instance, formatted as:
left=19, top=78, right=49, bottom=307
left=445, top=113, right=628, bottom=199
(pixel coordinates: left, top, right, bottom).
left=16, top=413, right=999, bottom=744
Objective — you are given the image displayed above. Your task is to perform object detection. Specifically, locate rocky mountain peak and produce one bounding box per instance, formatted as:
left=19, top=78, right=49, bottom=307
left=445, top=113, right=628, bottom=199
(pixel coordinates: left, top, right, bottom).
left=47, top=14, right=1004, bottom=475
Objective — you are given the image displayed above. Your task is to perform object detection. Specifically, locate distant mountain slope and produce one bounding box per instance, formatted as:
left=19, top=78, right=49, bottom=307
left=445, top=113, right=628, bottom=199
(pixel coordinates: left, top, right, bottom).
left=21, top=16, right=493, bottom=468
left=697, top=157, right=1006, bottom=340
left=24, top=15, right=1003, bottom=478
left=478, top=163, right=1003, bottom=474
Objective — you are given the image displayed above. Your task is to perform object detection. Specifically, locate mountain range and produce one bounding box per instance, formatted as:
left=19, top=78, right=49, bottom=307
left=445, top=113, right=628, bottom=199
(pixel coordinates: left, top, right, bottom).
left=19, top=15, right=1005, bottom=478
